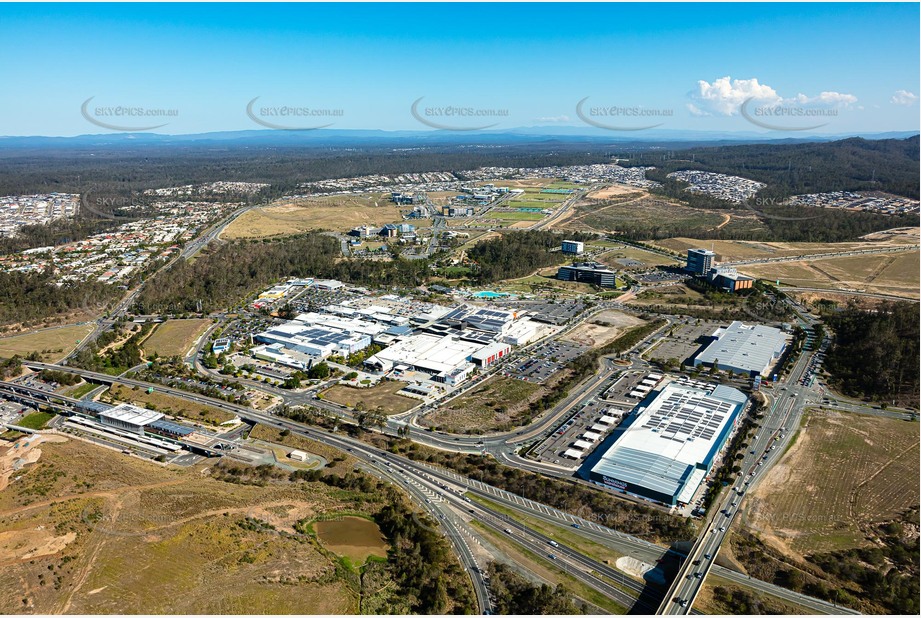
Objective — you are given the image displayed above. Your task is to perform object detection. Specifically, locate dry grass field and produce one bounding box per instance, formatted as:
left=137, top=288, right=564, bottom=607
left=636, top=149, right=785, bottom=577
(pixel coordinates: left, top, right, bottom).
left=653, top=236, right=917, bottom=261
left=696, top=575, right=810, bottom=615
left=556, top=192, right=764, bottom=237
left=743, top=409, right=920, bottom=559
left=597, top=246, right=681, bottom=270
left=106, top=383, right=237, bottom=427
left=738, top=250, right=920, bottom=299
left=141, top=319, right=212, bottom=358
left=0, top=437, right=374, bottom=614
left=421, top=376, right=545, bottom=434
left=320, top=380, right=415, bottom=415
left=0, top=323, right=94, bottom=362
left=222, top=194, right=404, bottom=239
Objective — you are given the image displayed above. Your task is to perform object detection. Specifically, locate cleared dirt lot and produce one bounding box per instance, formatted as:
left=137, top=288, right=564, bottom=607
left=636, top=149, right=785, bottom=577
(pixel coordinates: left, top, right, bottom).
left=743, top=409, right=920, bottom=559
left=562, top=310, right=644, bottom=348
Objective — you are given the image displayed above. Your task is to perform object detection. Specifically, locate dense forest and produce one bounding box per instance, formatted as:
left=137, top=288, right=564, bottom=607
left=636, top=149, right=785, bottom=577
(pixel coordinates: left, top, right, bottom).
left=0, top=142, right=617, bottom=198
left=487, top=563, right=586, bottom=614
left=467, top=230, right=596, bottom=282
left=627, top=136, right=920, bottom=199
left=0, top=270, right=121, bottom=330
left=823, top=301, right=920, bottom=407
left=134, top=233, right=431, bottom=314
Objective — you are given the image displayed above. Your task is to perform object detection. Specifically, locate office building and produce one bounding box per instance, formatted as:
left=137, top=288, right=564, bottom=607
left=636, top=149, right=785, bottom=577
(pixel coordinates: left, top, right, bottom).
left=686, top=249, right=715, bottom=275
left=556, top=262, right=617, bottom=288
left=561, top=240, right=585, bottom=255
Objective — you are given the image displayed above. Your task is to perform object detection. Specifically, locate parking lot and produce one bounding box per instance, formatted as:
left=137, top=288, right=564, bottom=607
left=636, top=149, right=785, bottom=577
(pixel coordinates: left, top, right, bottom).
left=503, top=340, right=587, bottom=383
left=505, top=299, right=587, bottom=325
left=645, top=319, right=724, bottom=366
left=532, top=397, right=628, bottom=468
left=0, top=400, right=33, bottom=427
left=635, top=268, right=688, bottom=284
left=601, top=370, right=660, bottom=404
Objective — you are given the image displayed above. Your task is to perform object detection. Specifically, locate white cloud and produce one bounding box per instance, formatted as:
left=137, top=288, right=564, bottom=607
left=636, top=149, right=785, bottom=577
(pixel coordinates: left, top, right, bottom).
left=689, top=76, right=780, bottom=116
left=689, top=76, right=857, bottom=116
left=791, top=91, right=858, bottom=107
left=891, top=90, right=918, bottom=106
left=535, top=115, right=570, bottom=123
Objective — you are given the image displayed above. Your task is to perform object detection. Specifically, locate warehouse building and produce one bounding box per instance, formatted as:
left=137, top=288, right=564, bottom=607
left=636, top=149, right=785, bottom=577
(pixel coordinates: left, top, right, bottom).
left=556, top=262, right=617, bottom=287
left=692, top=321, right=788, bottom=376
left=578, top=382, right=748, bottom=507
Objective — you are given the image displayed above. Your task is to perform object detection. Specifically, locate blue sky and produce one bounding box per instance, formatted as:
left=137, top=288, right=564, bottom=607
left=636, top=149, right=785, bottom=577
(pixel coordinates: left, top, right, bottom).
left=0, top=2, right=917, bottom=136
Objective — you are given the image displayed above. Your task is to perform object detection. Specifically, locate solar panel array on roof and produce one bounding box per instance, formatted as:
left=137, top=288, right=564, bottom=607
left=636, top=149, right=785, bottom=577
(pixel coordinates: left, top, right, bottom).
left=578, top=381, right=748, bottom=506
left=641, top=389, right=733, bottom=442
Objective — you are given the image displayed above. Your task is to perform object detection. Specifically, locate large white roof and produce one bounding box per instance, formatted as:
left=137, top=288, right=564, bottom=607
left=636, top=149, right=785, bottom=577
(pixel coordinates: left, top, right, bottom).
left=98, top=403, right=163, bottom=427
left=369, top=333, right=484, bottom=375
left=695, top=321, right=788, bottom=375
left=583, top=382, right=747, bottom=500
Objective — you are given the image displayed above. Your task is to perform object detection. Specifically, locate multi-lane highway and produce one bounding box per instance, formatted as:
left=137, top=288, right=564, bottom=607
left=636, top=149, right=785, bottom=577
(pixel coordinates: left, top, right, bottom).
left=658, top=324, right=861, bottom=615
left=7, top=357, right=857, bottom=616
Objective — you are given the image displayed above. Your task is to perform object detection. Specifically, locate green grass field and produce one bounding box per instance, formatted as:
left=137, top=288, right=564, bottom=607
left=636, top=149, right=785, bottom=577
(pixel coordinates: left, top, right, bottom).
left=15, top=411, right=55, bottom=430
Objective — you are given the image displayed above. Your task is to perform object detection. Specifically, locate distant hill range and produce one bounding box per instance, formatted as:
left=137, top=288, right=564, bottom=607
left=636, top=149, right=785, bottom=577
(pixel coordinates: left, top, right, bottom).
left=0, top=130, right=916, bottom=202
left=0, top=127, right=917, bottom=149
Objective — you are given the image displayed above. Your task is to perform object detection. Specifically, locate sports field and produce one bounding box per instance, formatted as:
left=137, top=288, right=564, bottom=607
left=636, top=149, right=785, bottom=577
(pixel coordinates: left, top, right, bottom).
left=743, top=409, right=920, bottom=558
left=141, top=319, right=212, bottom=358
left=0, top=323, right=94, bottom=362
left=222, top=194, right=404, bottom=238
